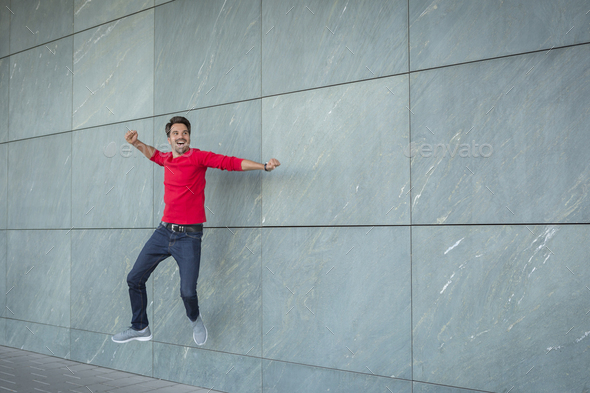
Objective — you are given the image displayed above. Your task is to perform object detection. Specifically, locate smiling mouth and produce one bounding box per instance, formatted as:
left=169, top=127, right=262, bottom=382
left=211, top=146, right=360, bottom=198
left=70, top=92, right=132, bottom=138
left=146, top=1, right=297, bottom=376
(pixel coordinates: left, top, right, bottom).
left=176, top=141, right=186, bottom=147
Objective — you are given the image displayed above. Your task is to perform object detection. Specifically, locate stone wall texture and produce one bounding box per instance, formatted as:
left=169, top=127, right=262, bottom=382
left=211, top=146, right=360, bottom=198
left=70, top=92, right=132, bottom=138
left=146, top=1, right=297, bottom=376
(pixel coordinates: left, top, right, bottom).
left=1, top=1, right=589, bottom=392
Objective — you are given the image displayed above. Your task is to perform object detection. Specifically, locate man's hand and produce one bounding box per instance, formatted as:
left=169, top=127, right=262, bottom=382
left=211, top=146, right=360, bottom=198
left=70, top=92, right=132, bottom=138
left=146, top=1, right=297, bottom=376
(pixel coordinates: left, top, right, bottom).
left=125, top=130, right=156, bottom=159
left=125, top=130, right=138, bottom=145
left=265, top=158, right=281, bottom=171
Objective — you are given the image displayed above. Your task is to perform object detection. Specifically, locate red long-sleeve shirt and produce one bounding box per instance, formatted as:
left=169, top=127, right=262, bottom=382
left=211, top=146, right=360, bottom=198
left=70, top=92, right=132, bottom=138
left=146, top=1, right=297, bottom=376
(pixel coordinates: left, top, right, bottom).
left=150, top=148, right=244, bottom=224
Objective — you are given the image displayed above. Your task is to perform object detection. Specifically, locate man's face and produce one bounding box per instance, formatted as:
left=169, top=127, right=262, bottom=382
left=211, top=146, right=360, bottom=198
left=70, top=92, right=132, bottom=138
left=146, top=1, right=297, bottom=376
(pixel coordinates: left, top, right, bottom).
left=168, top=123, right=191, bottom=157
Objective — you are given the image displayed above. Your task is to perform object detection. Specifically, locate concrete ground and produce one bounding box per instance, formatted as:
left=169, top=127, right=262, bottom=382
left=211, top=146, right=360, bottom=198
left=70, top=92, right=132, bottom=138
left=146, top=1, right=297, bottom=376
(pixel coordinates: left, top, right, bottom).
left=0, top=345, right=224, bottom=393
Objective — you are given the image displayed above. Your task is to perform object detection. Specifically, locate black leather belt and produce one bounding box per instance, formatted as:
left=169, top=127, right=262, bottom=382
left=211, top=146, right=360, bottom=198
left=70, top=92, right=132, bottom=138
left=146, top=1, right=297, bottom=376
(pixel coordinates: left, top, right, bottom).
left=162, top=222, right=203, bottom=232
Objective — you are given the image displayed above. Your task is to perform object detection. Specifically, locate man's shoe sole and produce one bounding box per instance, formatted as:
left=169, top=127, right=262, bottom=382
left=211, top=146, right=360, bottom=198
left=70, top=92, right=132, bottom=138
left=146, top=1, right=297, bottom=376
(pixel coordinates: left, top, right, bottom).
left=193, top=326, right=207, bottom=346
left=111, top=335, right=152, bottom=344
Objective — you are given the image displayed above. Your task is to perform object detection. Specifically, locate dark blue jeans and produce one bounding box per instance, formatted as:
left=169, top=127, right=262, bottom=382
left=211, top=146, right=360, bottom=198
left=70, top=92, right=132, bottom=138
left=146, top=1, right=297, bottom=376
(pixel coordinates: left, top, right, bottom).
left=127, top=223, right=203, bottom=330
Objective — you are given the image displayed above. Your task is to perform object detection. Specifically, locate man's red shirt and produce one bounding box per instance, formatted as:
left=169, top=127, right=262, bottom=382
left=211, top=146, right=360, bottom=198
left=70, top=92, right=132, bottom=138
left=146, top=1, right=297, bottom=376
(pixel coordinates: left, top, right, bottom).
left=150, top=148, right=244, bottom=224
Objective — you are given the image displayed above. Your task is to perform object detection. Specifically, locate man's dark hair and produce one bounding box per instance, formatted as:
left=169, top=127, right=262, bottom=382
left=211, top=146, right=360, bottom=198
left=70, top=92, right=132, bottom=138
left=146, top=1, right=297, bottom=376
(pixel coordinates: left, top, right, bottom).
left=165, top=116, right=191, bottom=137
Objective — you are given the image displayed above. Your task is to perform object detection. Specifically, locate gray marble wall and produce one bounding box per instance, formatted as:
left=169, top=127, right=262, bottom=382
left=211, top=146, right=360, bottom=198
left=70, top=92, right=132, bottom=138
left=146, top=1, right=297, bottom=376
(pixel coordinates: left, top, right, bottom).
left=1, top=1, right=589, bottom=392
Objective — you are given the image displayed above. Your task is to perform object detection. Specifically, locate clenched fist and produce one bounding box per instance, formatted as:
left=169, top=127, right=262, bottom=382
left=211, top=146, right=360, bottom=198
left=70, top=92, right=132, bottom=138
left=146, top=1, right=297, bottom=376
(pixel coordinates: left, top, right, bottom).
left=265, top=158, right=281, bottom=171
left=125, top=130, right=138, bottom=145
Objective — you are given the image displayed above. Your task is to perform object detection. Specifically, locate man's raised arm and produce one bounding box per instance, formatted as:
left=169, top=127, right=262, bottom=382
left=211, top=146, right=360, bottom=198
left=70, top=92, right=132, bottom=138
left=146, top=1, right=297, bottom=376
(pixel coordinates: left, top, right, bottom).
left=241, top=158, right=281, bottom=172
left=125, top=130, right=156, bottom=160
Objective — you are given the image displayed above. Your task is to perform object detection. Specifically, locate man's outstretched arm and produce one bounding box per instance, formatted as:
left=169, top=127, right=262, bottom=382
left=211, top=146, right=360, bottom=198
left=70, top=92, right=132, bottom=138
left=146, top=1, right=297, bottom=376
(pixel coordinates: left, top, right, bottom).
left=125, top=130, right=156, bottom=159
left=241, top=158, right=281, bottom=172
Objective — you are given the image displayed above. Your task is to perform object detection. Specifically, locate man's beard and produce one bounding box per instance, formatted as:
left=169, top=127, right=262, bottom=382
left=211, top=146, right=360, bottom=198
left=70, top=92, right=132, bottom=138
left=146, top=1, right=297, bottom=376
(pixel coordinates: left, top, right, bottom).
left=174, top=141, right=189, bottom=154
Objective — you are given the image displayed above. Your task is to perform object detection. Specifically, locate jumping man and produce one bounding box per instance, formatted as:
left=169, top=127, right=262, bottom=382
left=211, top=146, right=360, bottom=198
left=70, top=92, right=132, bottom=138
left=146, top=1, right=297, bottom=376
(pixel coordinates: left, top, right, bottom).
left=112, top=116, right=280, bottom=345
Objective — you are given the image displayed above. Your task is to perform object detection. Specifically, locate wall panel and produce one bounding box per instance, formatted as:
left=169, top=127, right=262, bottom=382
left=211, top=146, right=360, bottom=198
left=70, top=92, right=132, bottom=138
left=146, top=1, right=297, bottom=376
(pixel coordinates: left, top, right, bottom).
left=412, top=225, right=590, bottom=392
left=5, top=319, right=70, bottom=358
left=9, top=0, right=73, bottom=54
left=262, top=0, right=408, bottom=95
left=73, top=10, right=154, bottom=129
left=9, top=37, right=73, bottom=141
left=7, top=133, right=71, bottom=229
left=153, top=342, right=261, bottom=393
left=153, top=228, right=262, bottom=357
left=6, top=230, right=70, bottom=327
left=70, top=229, right=153, bottom=334
left=154, top=0, right=261, bottom=114
left=409, top=0, right=590, bottom=70
left=262, top=226, right=411, bottom=378
left=263, top=360, right=411, bottom=393
left=0, top=58, right=7, bottom=143
left=72, top=119, right=154, bottom=228
left=410, top=45, right=590, bottom=225
left=70, top=329, right=152, bottom=376
left=0, top=144, right=6, bottom=229
left=262, top=75, right=410, bottom=226
left=74, top=0, right=153, bottom=33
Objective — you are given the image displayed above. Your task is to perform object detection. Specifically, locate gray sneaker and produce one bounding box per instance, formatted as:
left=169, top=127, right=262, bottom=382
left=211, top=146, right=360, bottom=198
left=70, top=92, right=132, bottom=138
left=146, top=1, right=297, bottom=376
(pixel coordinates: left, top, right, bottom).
left=191, top=314, right=207, bottom=345
left=112, top=326, right=152, bottom=343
